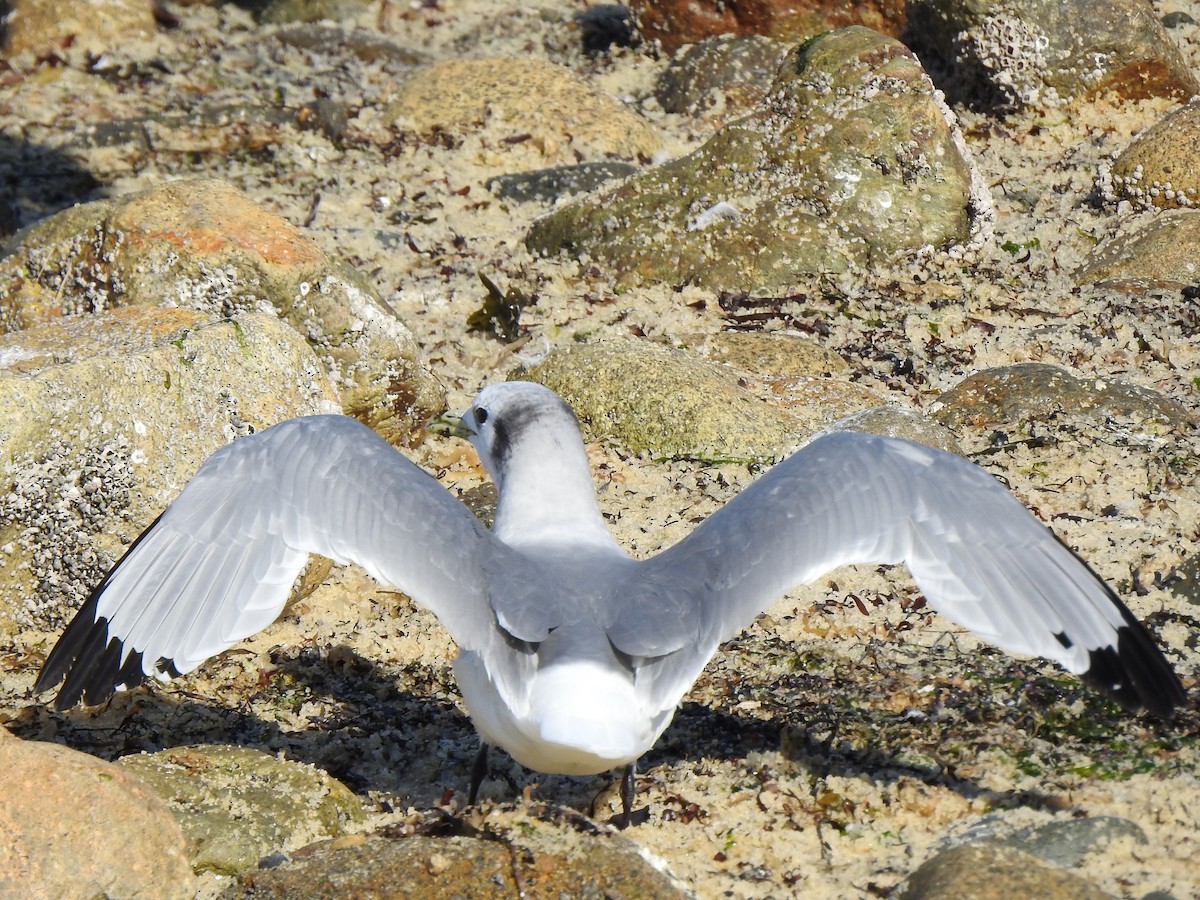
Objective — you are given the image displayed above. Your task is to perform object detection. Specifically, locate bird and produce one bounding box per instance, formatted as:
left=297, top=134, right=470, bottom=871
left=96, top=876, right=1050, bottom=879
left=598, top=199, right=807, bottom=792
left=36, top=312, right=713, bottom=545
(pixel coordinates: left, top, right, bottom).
left=35, top=381, right=1186, bottom=823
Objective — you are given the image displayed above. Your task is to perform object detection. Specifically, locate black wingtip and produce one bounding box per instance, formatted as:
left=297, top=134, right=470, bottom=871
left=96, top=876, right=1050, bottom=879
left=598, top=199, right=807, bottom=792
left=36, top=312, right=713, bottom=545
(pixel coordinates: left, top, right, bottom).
left=1079, top=624, right=1187, bottom=719
left=1048, top=532, right=1188, bottom=718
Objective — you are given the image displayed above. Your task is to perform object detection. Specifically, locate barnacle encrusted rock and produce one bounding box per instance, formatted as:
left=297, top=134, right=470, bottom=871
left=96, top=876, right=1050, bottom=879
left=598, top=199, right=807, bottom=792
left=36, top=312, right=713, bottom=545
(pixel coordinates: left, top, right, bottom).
left=0, top=179, right=442, bottom=445
left=0, top=307, right=340, bottom=638
left=1106, top=99, right=1200, bottom=210
left=526, top=27, right=983, bottom=291
left=905, top=0, right=1199, bottom=109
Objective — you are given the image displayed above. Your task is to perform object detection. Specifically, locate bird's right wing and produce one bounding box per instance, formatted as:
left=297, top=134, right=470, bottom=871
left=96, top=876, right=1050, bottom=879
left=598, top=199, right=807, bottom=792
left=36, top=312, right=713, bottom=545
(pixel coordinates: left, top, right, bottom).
left=613, top=431, right=1185, bottom=718
left=36, top=415, right=504, bottom=709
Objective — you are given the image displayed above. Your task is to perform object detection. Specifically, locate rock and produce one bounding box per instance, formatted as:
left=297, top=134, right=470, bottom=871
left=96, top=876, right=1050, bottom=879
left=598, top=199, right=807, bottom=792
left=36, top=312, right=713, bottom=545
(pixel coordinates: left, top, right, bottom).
left=996, top=816, right=1148, bottom=868
left=825, top=406, right=962, bottom=453
left=387, top=57, right=661, bottom=172
left=527, top=28, right=982, bottom=291
left=257, top=0, right=378, bottom=24
left=0, top=307, right=340, bottom=638
left=520, top=338, right=882, bottom=461
left=899, top=843, right=1111, bottom=899
left=905, top=0, right=1199, bottom=110
left=0, top=179, right=443, bottom=445
left=654, top=35, right=791, bottom=120
left=486, top=162, right=639, bottom=204
left=272, top=24, right=428, bottom=66
left=630, top=0, right=908, bottom=55
left=1075, top=209, right=1200, bottom=289
left=226, top=806, right=690, bottom=898
left=1106, top=99, right=1200, bottom=210
left=117, top=745, right=366, bottom=876
left=930, top=363, right=1194, bottom=431
left=2, top=0, right=157, bottom=59
left=688, top=330, right=850, bottom=377
left=0, top=733, right=195, bottom=898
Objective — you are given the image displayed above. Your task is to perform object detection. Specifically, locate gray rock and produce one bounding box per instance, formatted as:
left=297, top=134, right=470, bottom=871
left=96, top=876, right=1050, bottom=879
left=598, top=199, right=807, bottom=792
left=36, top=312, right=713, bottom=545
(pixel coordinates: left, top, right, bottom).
left=519, top=338, right=882, bottom=461
left=117, top=745, right=367, bottom=876
left=900, top=843, right=1112, bottom=899
left=905, top=0, right=1198, bottom=109
left=527, top=27, right=982, bottom=290
left=825, top=405, right=962, bottom=453
left=0, top=308, right=339, bottom=638
left=1076, top=209, right=1200, bottom=289
left=0, top=179, right=443, bottom=445
left=0, top=731, right=195, bottom=898
left=257, top=0, right=377, bottom=24
left=997, top=816, right=1148, bottom=868
left=931, top=363, right=1194, bottom=432
left=487, top=162, right=639, bottom=204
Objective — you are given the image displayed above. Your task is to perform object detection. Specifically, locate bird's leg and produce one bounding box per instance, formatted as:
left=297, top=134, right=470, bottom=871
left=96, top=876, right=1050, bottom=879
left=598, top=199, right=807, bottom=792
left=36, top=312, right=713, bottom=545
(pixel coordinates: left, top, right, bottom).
left=619, top=761, right=636, bottom=828
left=468, top=742, right=488, bottom=805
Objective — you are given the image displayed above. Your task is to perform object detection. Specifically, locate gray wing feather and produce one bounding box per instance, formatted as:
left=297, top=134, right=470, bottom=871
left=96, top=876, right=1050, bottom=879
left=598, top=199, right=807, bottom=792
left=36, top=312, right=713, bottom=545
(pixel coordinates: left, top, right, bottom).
left=44, top=415, right=501, bottom=700
left=619, top=431, right=1144, bottom=711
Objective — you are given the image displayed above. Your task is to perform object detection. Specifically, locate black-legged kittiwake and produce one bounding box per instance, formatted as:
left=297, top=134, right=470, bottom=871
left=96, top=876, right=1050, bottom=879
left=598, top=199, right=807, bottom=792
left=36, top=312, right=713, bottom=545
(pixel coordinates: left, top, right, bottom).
left=35, top=381, right=1186, bottom=822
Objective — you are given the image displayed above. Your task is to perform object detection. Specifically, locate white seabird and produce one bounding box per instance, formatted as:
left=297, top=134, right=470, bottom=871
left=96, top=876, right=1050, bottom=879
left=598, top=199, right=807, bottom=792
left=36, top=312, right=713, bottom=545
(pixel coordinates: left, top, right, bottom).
left=37, top=382, right=1185, bottom=820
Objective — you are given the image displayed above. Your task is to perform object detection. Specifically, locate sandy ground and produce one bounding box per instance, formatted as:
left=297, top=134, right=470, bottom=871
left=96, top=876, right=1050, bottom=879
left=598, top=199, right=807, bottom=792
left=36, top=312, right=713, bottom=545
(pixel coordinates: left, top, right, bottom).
left=1, top=1, right=1199, bottom=896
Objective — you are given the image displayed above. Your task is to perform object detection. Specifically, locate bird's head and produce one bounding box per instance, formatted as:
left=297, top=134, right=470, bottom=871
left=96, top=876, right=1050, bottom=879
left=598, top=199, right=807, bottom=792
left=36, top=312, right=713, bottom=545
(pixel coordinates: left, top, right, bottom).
left=430, top=382, right=587, bottom=488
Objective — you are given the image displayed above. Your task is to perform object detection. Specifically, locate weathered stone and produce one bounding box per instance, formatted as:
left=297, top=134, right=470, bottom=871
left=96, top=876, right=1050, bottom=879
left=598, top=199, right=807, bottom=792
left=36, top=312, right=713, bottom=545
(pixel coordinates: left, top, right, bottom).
left=905, top=0, right=1199, bottom=109
left=117, top=745, right=366, bottom=876
left=1107, top=99, right=1200, bottom=210
left=689, top=330, right=850, bottom=377
left=527, top=28, right=981, bottom=290
left=0, top=307, right=339, bottom=638
left=654, top=35, right=791, bottom=120
left=931, top=363, right=1194, bottom=431
left=0, top=733, right=195, bottom=898
left=631, top=0, right=907, bottom=54
left=0, top=179, right=442, bottom=445
left=520, top=339, right=882, bottom=461
left=826, top=405, right=962, bottom=453
left=257, top=0, right=377, bottom=24
left=487, top=162, right=639, bottom=204
left=387, top=57, right=661, bottom=172
left=2, top=0, right=157, bottom=59
left=226, top=807, right=690, bottom=898
left=900, top=843, right=1111, bottom=899
left=1076, top=209, right=1200, bottom=289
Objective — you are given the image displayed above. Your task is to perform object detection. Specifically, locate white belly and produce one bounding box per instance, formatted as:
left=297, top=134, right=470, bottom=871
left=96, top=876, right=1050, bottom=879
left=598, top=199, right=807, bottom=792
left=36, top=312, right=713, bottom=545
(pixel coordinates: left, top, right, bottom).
left=455, top=653, right=675, bottom=775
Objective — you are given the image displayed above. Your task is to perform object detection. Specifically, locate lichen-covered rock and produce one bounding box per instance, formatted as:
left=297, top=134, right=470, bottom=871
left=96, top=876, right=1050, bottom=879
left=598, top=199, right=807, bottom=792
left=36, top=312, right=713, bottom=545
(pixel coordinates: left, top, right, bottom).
left=0, top=179, right=443, bottom=445
left=226, top=807, right=690, bottom=898
left=1075, top=209, right=1200, bottom=289
left=905, top=0, right=1199, bottom=109
left=0, top=307, right=340, bottom=638
left=931, top=363, right=1194, bottom=431
left=387, top=57, right=661, bottom=173
left=520, top=338, right=882, bottom=461
left=2, top=0, right=157, bottom=59
left=117, top=745, right=367, bottom=876
left=527, top=28, right=982, bottom=291
left=631, top=0, right=908, bottom=54
left=1105, top=99, right=1200, bottom=210
left=0, top=732, right=195, bottom=899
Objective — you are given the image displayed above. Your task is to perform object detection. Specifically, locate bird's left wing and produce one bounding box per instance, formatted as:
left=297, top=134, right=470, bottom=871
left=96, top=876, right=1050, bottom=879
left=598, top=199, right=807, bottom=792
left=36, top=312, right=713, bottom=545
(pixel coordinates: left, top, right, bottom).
left=36, top=415, right=504, bottom=709
left=612, top=431, right=1185, bottom=717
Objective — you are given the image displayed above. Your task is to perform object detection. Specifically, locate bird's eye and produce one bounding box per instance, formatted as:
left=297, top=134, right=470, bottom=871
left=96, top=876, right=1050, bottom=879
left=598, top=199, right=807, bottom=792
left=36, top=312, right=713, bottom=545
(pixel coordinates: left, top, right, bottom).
left=473, top=408, right=489, bottom=426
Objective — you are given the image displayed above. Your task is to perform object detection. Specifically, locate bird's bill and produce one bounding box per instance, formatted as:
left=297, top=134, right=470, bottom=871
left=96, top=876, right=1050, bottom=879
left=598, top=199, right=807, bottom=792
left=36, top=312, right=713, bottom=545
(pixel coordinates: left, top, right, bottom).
left=427, top=408, right=475, bottom=439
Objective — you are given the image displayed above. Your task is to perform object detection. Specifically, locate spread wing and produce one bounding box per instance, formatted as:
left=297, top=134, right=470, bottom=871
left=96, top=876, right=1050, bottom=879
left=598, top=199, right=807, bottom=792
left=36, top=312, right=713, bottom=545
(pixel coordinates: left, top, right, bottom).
left=36, top=415, right=504, bottom=709
left=614, top=432, right=1185, bottom=718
